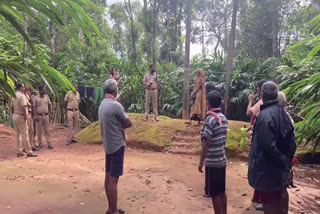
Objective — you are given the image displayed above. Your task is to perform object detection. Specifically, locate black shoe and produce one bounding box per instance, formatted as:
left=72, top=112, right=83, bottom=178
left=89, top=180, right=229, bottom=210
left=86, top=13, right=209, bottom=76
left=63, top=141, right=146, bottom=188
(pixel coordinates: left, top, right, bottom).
left=48, top=144, right=53, bottom=149
left=27, top=153, right=38, bottom=157
left=37, top=143, right=43, bottom=150
left=32, top=147, right=39, bottom=151
left=17, top=152, right=25, bottom=157
left=72, top=139, right=78, bottom=143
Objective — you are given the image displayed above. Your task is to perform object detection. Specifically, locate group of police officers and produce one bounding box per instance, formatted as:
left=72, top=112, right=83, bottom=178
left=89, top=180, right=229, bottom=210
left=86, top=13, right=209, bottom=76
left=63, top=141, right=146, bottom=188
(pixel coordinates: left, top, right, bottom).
left=11, top=82, right=80, bottom=157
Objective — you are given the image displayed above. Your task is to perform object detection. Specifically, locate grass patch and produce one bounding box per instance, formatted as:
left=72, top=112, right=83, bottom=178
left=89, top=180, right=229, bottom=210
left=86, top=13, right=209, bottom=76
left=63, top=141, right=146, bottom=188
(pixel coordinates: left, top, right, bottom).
left=77, top=113, right=250, bottom=156
left=76, top=113, right=188, bottom=150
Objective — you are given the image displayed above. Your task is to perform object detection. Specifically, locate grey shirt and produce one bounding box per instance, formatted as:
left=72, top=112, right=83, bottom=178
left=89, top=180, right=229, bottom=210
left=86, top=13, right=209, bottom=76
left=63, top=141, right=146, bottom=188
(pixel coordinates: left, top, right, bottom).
left=98, top=98, right=128, bottom=155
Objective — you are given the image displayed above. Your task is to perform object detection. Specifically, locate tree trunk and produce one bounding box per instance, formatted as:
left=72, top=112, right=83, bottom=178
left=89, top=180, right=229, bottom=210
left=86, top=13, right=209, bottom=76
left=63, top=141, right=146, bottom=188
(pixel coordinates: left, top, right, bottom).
left=49, top=20, right=57, bottom=67
left=151, top=0, right=159, bottom=64
left=182, top=0, right=192, bottom=119
left=23, top=21, right=28, bottom=64
left=224, top=0, right=239, bottom=117
left=201, top=16, right=205, bottom=58
left=124, top=0, right=137, bottom=62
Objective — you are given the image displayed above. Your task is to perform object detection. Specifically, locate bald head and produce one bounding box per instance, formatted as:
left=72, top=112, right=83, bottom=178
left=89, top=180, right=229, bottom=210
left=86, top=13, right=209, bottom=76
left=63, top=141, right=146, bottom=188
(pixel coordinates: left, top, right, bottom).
left=262, top=81, right=278, bottom=103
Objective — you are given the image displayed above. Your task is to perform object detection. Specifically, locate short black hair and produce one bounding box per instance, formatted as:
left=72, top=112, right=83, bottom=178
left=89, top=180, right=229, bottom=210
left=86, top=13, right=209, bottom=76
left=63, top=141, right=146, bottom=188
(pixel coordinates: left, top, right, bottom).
left=206, top=82, right=216, bottom=95
left=257, top=80, right=266, bottom=89
left=38, top=84, right=46, bottom=91
left=207, top=90, right=221, bottom=108
left=16, top=82, right=24, bottom=90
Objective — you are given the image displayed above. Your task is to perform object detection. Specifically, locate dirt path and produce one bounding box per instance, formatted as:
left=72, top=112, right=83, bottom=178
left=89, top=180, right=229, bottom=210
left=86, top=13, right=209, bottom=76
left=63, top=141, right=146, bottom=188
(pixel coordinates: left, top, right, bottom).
left=0, top=124, right=319, bottom=214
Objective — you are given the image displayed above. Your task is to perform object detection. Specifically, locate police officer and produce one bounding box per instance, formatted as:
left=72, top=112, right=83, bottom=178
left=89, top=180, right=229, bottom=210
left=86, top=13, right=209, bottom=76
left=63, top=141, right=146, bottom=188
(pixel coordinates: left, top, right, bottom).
left=25, top=86, right=37, bottom=151
left=65, top=85, right=80, bottom=145
left=11, top=82, right=37, bottom=157
left=34, top=84, right=53, bottom=149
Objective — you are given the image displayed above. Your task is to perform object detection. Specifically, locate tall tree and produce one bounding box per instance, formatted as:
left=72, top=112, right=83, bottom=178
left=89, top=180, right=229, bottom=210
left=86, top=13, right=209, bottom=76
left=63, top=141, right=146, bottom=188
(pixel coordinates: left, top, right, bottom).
left=182, top=0, right=192, bottom=119
left=124, top=0, right=138, bottom=61
left=224, top=0, right=239, bottom=117
left=49, top=20, right=57, bottom=67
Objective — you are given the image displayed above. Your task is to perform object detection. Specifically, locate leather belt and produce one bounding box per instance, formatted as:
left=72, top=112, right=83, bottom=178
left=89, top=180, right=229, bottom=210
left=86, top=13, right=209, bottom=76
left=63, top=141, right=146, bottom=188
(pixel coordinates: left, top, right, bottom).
left=68, top=108, right=78, bottom=112
left=37, top=113, right=48, bottom=116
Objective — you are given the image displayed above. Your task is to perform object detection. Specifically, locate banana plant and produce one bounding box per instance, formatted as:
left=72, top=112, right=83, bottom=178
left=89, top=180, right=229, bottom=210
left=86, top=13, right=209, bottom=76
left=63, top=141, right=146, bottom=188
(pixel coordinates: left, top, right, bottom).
left=0, top=0, right=102, bottom=97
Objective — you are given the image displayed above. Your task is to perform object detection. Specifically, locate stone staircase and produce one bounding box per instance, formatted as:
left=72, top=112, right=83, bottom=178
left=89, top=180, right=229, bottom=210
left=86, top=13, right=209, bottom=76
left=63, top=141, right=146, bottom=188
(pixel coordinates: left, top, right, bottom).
left=165, top=126, right=202, bottom=155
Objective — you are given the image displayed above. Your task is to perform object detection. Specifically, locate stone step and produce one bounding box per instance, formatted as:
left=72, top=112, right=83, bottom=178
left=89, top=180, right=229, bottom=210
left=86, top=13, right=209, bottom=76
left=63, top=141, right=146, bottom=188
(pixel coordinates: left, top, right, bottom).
left=173, top=135, right=201, bottom=143
left=171, top=142, right=201, bottom=148
left=165, top=146, right=200, bottom=155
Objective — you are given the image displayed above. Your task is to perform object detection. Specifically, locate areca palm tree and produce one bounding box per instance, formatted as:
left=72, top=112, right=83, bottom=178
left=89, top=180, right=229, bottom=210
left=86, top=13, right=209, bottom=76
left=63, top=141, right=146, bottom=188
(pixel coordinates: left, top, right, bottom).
left=0, top=0, right=102, bottom=97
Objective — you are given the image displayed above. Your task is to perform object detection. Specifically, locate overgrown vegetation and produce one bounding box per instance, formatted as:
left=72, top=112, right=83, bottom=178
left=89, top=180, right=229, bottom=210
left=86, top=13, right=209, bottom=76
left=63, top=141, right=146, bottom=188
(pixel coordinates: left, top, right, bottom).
left=1, top=0, right=320, bottom=154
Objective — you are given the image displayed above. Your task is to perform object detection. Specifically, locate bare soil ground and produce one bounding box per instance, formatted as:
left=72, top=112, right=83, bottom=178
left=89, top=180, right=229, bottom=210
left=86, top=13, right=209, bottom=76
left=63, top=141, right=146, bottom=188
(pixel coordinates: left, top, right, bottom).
left=0, top=124, right=319, bottom=214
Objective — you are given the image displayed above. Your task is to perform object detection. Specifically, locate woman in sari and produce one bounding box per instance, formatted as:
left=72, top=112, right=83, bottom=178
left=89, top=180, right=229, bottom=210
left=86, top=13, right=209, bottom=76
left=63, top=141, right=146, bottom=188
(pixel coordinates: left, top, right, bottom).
left=186, top=68, right=206, bottom=125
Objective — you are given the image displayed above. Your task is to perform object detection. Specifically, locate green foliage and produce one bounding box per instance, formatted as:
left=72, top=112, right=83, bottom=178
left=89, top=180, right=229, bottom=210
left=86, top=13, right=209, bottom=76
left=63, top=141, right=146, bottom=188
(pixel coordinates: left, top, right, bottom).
left=0, top=0, right=102, bottom=97
left=277, top=14, right=320, bottom=153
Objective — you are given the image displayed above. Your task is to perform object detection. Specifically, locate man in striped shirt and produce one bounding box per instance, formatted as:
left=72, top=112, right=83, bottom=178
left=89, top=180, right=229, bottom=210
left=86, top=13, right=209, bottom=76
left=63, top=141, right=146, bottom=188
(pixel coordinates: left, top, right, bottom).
left=198, top=90, right=228, bottom=214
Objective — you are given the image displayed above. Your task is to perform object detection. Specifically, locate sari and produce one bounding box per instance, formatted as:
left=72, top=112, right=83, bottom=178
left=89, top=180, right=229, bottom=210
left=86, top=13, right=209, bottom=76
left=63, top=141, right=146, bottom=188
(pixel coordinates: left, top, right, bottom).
left=190, top=69, right=206, bottom=121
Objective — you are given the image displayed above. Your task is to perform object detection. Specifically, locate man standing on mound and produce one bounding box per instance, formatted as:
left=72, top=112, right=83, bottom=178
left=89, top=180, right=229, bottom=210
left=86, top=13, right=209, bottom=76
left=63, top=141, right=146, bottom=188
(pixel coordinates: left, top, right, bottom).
left=198, top=90, right=228, bottom=214
left=143, top=64, right=159, bottom=121
left=99, top=79, right=132, bottom=214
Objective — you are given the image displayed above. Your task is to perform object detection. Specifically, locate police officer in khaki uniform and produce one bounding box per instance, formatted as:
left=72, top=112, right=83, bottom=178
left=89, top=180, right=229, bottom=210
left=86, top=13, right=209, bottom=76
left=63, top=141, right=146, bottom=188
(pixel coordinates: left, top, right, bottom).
left=11, top=82, right=37, bottom=157
left=34, top=84, right=53, bottom=149
left=25, top=86, right=37, bottom=151
left=65, top=85, right=80, bottom=145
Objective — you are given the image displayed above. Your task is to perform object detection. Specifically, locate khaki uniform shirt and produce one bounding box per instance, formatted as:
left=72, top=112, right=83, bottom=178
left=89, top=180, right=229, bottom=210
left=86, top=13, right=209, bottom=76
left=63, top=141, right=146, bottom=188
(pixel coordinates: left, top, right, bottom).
left=143, top=72, right=158, bottom=90
left=12, top=91, right=28, bottom=115
left=25, top=93, right=32, bottom=113
left=34, top=95, right=52, bottom=114
left=64, top=91, right=80, bottom=109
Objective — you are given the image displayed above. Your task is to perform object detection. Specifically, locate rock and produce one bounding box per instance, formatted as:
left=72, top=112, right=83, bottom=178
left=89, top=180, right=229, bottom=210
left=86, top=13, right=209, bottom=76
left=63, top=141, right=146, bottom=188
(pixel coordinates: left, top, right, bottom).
left=246, top=208, right=250, bottom=210
left=80, top=203, right=85, bottom=205
left=188, top=188, right=193, bottom=191
left=145, top=179, right=151, bottom=185
left=145, top=168, right=150, bottom=172
left=242, top=193, right=247, bottom=197
left=83, top=188, right=90, bottom=193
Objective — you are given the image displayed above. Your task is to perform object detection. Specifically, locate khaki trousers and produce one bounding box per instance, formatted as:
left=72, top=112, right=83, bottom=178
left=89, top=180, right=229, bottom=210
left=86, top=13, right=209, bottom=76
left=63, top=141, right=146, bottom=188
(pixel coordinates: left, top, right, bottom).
left=145, top=89, right=158, bottom=118
left=36, top=115, right=51, bottom=144
left=67, top=110, right=79, bottom=142
left=13, top=114, right=32, bottom=153
left=27, top=114, right=36, bottom=148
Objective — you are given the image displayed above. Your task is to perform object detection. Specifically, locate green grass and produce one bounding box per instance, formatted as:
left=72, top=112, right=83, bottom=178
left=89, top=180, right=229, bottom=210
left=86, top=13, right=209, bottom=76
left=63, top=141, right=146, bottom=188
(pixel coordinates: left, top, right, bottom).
left=77, top=113, right=250, bottom=152
left=76, top=113, right=188, bottom=150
